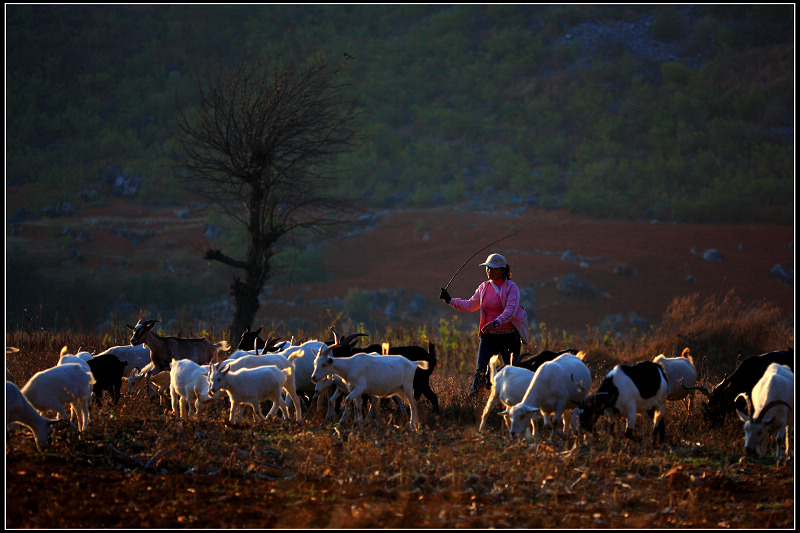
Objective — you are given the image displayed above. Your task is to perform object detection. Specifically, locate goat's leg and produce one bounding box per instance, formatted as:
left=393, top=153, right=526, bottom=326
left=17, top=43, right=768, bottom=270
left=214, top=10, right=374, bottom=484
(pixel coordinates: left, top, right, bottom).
left=478, top=390, right=500, bottom=433
left=401, top=390, right=419, bottom=431
left=326, top=387, right=341, bottom=422
left=145, top=371, right=155, bottom=399
left=275, top=393, right=291, bottom=422
left=283, top=381, right=304, bottom=423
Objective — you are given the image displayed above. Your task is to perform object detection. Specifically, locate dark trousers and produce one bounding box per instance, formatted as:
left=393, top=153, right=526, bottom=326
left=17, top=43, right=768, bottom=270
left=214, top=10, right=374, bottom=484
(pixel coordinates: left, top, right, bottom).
left=473, top=331, right=521, bottom=390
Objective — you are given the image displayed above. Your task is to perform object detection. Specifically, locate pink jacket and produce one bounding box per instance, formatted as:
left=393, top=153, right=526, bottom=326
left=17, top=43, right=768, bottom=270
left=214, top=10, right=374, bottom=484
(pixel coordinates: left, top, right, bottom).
left=449, top=279, right=530, bottom=344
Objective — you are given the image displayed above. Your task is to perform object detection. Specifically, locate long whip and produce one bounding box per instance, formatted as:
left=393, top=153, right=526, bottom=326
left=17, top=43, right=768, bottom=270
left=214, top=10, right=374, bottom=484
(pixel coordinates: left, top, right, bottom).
left=442, top=215, right=541, bottom=291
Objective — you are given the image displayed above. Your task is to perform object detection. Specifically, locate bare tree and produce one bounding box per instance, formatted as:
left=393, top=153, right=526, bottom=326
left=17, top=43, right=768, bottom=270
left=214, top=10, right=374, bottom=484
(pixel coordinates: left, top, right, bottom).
left=174, top=53, right=358, bottom=339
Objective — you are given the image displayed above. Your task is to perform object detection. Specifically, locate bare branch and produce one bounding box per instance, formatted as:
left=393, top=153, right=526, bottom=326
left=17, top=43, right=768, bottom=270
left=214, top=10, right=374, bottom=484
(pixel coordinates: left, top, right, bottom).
left=173, top=52, right=359, bottom=336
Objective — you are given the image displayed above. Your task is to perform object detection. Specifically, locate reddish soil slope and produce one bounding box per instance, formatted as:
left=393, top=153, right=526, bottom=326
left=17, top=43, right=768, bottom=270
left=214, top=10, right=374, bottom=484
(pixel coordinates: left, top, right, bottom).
left=7, top=198, right=794, bottom=335
left=289, top=206, right=794, bottom=334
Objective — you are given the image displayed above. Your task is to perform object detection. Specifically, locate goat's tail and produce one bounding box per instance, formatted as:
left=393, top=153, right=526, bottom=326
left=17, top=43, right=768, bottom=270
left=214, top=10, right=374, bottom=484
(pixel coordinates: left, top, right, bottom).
left=287, top=349, right=305, bottom=362
left=216, top=340, right=231, bottom=352
left=489, top=354, right=505, bottom=384
left=415, top=360, right=430, bottom=371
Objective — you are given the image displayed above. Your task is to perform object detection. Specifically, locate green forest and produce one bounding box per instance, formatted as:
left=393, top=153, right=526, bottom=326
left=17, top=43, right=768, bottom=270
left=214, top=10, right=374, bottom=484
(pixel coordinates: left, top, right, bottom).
left=6, top=4, right=795, bottom=224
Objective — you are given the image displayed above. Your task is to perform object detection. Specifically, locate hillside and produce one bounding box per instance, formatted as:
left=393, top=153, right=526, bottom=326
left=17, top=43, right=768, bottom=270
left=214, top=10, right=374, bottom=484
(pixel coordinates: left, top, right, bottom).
left=5, top=4, right=795, bottom=334
left=6, top=196, right=794, bottom=339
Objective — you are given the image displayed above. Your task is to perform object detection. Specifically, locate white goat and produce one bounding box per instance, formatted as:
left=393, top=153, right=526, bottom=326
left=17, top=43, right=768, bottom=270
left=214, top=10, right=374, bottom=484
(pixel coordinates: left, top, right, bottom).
left=98, top=344, right=152, bottom=374
left=128, top=365, right=171, bottom=403
left=312, top=372, right=387, bottom=423
left=500, top=352, right=592, bottom=441
left=6, top=346, right=19, bottom=383
left=170, top=359, right=217, bottom=419
left=478, top=354, right=536, bottom=433
left=57, top=345, right=92, bottom=374
left=274, top=340, right=326, bottom=395
left=20, top=364, right=96, bottom=432
left=7, top=381, right=59, bottom=452
left=736, top=363, right=794, bottom=463
left=219, top=351, right=304, bottom=422
left=310, top=344, right=428, bottom=431
left=654, top=347, right=697, bottom=411
left=206, top=363, right=293, bottom=423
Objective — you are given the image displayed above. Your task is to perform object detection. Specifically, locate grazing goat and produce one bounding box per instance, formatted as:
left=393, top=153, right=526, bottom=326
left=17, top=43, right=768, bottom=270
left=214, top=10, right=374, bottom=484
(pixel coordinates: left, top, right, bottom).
left=21, top=364, right=96, bottom=432
left=207, top=363, right=293, bottom=423
left=686, top=348, right=793, bottom=425
left=128, top=366, right=171, bottom=404
left=127, top=319, right=230, bottom=398
left=478, top=354, right=536, bottom=433
left=86, top=353, right=128, bottom=405
left=653, top=347, right=697, bottom=411
left=500, top=352, right=591, bottom=441
left=6, top=381, right=59, bottom=452
left=310, top=344, right=429, bottom=431
left=578, top=361, right=668, bottom=443
left=736, top=363, right=794, bottom=463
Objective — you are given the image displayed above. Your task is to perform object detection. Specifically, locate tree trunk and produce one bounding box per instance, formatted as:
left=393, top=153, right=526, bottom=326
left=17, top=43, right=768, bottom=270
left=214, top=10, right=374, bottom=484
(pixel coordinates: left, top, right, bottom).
left=228, top=277, right=262, bottom=342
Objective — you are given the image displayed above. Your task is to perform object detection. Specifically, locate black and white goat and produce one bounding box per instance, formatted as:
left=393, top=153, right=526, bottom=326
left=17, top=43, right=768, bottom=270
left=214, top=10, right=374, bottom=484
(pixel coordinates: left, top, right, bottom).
left=735, top=363, right=794, bottom=463
left=578, top=361, right=669, bottom=443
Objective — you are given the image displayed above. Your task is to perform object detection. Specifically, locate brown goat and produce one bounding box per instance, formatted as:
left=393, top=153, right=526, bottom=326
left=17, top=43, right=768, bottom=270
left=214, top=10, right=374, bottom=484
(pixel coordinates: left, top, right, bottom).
left=126, top=319, right=230, bottom=398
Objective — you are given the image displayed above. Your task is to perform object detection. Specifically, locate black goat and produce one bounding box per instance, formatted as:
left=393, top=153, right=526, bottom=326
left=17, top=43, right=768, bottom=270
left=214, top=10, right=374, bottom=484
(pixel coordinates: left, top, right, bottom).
left=511, top=348, right=579, bottom=374
left=86, top=353, right=128, bottom=405
left=685, top=348, right=794, bottom=425
left=236, top=324, right=283, bottom=352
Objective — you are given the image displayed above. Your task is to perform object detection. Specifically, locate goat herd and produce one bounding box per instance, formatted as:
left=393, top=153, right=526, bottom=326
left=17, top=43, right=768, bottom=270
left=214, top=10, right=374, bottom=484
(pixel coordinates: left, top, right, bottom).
left=6, top=319, right=795, bottom=466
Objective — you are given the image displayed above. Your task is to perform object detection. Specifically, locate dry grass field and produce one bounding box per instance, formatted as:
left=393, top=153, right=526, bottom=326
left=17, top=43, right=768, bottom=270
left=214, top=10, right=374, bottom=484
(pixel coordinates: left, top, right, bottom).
left=5, top=307, right=794, bottom=529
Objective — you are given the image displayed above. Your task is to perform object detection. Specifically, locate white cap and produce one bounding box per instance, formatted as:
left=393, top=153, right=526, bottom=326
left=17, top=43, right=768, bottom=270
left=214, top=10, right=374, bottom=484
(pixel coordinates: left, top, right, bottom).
left=479, top=253, right=507, bottom=269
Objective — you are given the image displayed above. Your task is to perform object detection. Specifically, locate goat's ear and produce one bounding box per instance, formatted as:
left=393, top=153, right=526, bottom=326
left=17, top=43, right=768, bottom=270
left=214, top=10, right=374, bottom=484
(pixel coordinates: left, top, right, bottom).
left=60, top=345, right=68, bottom=357
left=498, top=409, right=510, bottom=416
left=126, top=324, right=135, bottom=331
left=736, top=409, right=751, bottom=423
